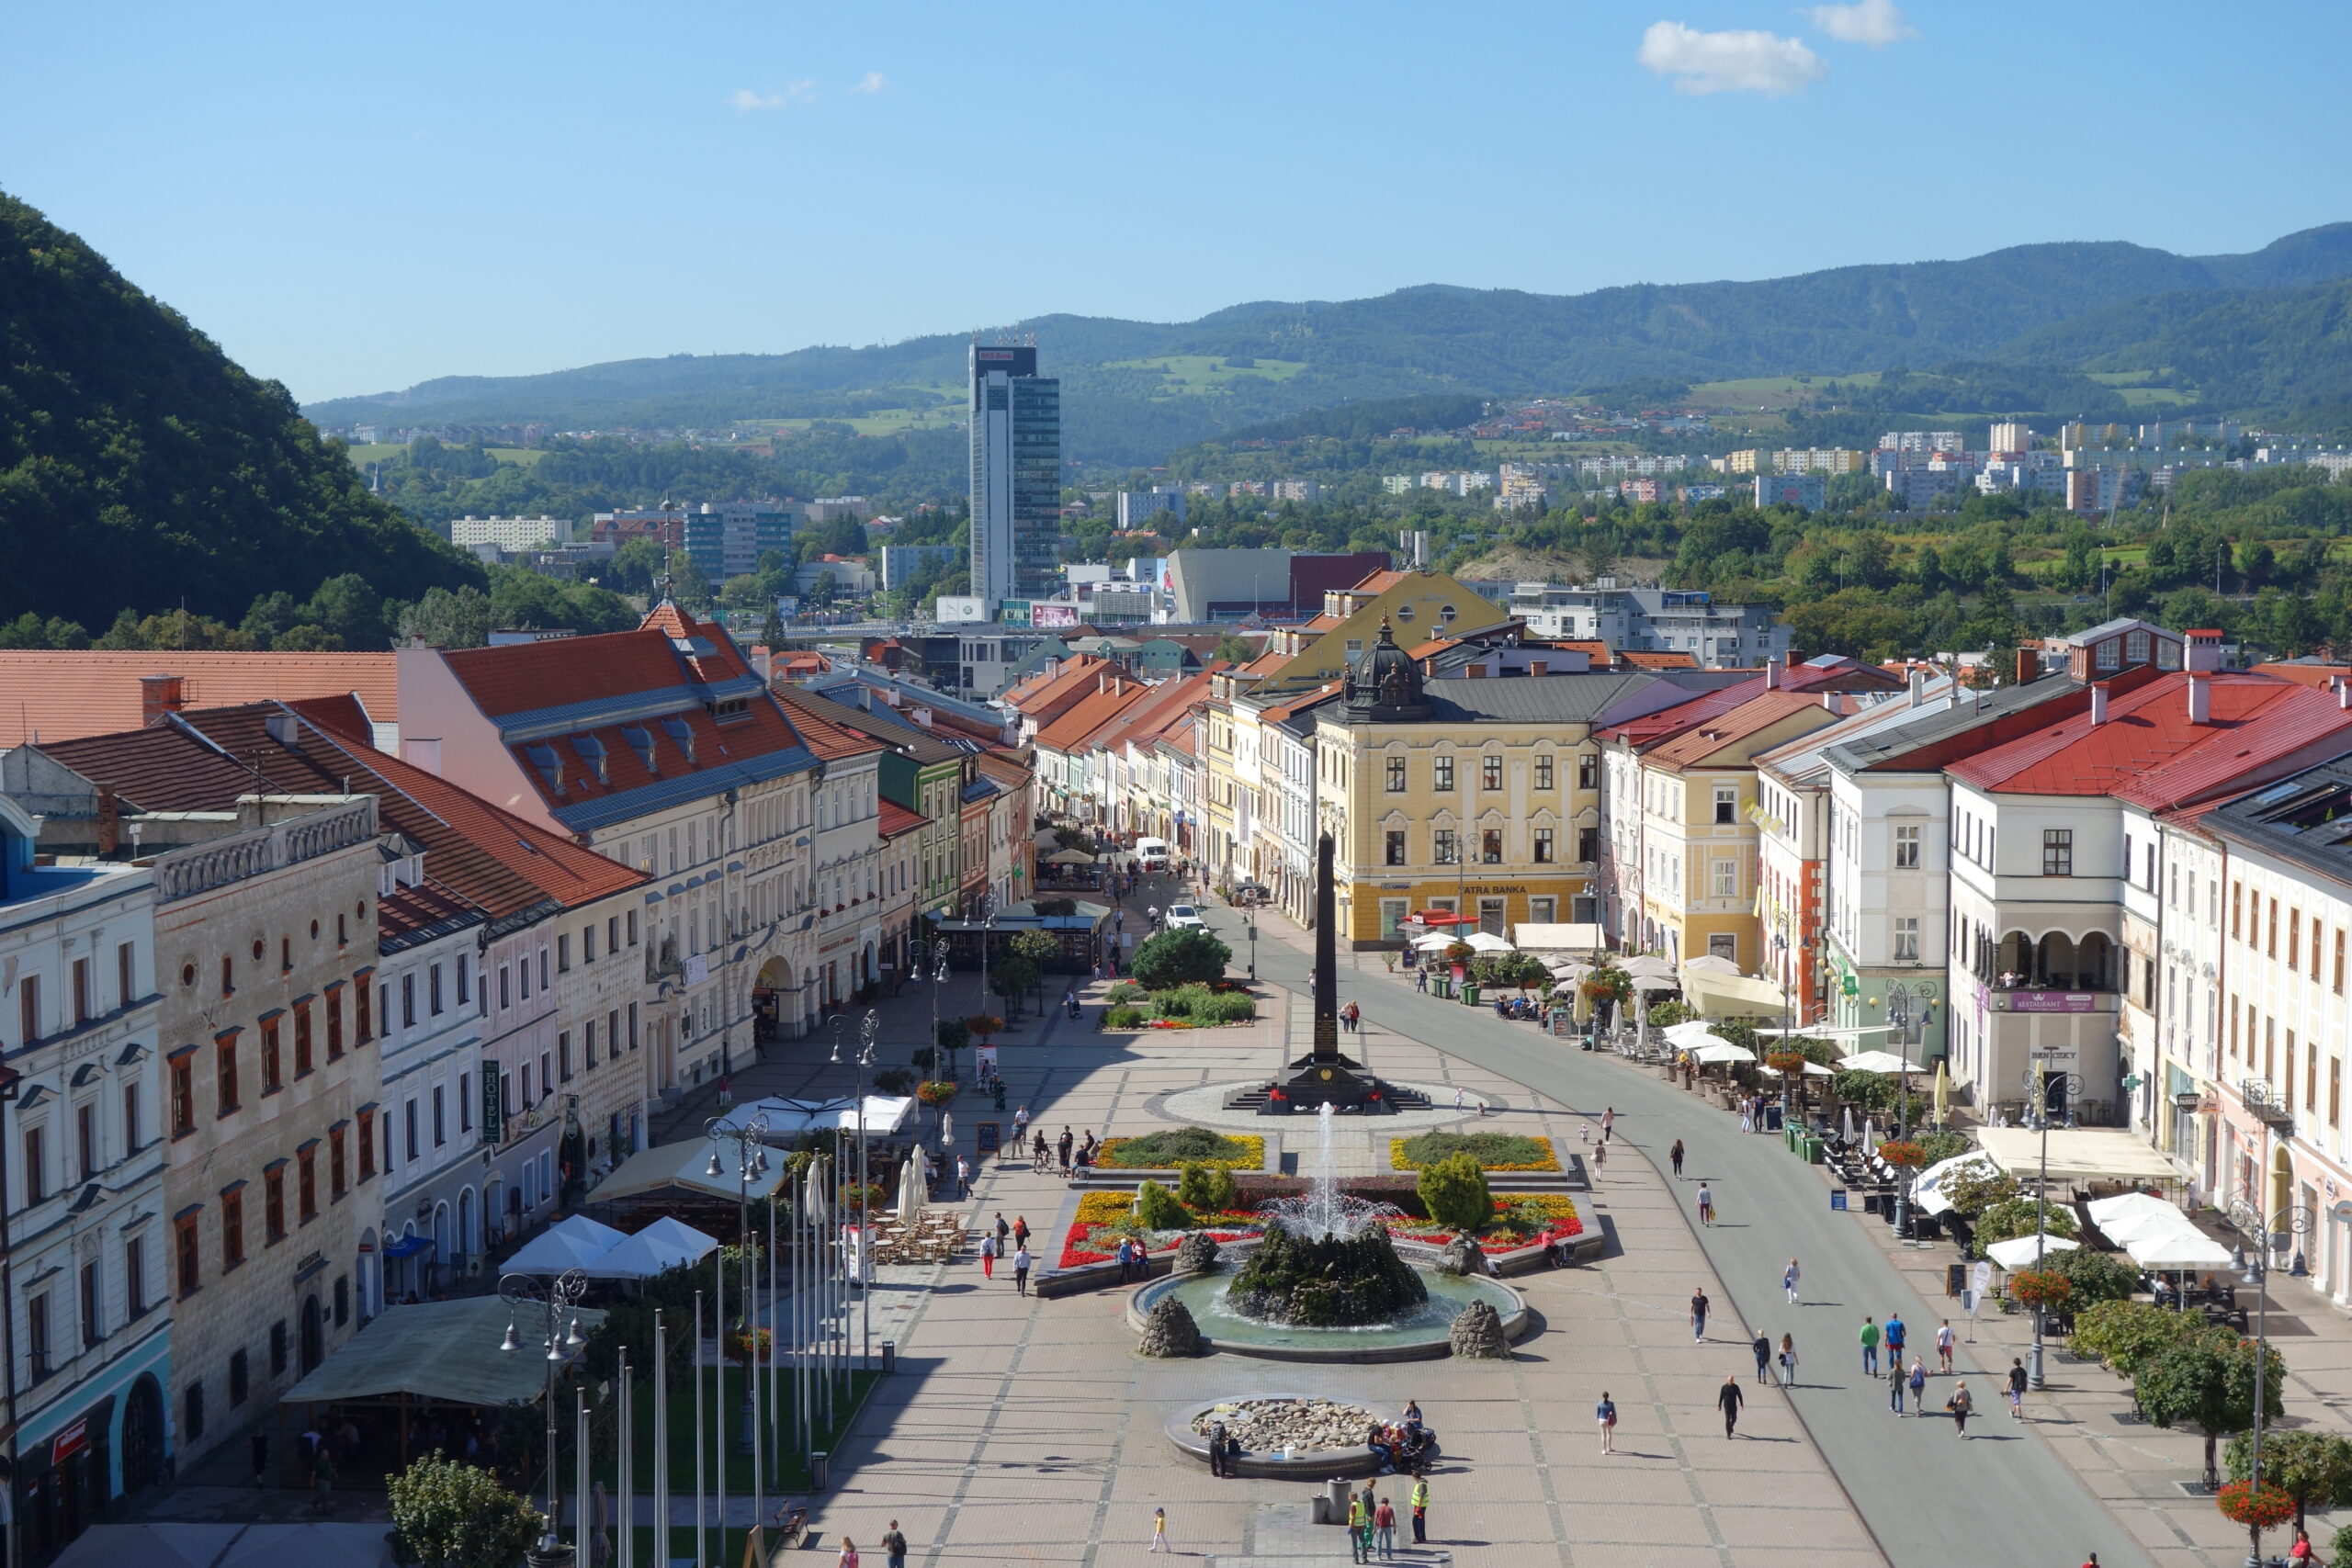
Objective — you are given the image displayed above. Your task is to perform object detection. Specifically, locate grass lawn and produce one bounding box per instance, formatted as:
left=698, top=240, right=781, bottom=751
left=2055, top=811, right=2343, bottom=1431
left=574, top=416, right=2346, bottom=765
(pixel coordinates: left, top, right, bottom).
left=593, top=1366, right=880, bottom=1496
left=484, top=446, right=548, bottom=466
left=1102, top=354, right=1306, bottom=391
left=1686, top=371, right=1880, bottom=409
left=340, top=443, right=405, bottom=466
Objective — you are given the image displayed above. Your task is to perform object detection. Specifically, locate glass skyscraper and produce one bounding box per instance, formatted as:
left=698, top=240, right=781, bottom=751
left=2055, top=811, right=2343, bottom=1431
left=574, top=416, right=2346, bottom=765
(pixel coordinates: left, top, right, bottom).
left=967, top=342, right=1060, bottom=608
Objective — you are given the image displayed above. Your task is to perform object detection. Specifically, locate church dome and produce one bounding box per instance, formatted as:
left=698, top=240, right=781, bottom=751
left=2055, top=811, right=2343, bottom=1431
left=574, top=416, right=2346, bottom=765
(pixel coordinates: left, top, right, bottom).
left=1345, top=616, right=1431, bottom=721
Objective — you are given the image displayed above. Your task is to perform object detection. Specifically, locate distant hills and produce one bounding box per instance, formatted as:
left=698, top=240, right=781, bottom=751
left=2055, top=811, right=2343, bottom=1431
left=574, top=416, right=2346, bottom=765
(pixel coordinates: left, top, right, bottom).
left=0, top=191, right=480, bottom=631
left=309, top=224, right=2352, bottom=465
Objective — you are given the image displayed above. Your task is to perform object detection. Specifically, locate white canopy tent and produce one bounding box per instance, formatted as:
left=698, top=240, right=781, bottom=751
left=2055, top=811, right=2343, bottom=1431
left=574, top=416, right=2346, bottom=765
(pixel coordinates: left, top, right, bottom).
left=1975, top=1127, right=2182, bottom=1186
left=2083, top=1192, right=2236, bottom=1270
left=1511, top=922, right=1609, bottom=953
left=1692, top=1040, right=1756, bottom=1065
left=2123, top=1227, right=2236, bottom=1271
left=582, top=1216, right=718, bottom=1280
left=1619, top=955, right=1679, bottom=981
left=503, top=1213, right=629, bottom=1275
left=1681, top=967, right=1789, bottom=1019
left=1463, top=931, right=1514, bottom=953
left=1757, top=1024, right=1895, bottom=1039
left=1758, top=1060, right=1833, bottom=1079
left=1984, top=1234, right=2081, bottom=1269
left=1663, top=1020, right=1714, bottom=1045
left=733, top=1094, right=917, bottom=1138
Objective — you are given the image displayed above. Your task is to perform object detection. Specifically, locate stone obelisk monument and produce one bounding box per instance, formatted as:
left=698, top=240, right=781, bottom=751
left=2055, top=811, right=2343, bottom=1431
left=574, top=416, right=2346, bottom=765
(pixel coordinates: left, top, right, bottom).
left=1273, top=829, right=1383, bottom=1110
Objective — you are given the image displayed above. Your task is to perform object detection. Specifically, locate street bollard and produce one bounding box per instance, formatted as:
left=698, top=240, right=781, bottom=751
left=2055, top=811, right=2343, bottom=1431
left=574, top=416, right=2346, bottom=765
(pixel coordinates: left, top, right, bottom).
left=812, top=1450, right=831, bottom=1491
left=882, top=1340, right=898, bottom=1373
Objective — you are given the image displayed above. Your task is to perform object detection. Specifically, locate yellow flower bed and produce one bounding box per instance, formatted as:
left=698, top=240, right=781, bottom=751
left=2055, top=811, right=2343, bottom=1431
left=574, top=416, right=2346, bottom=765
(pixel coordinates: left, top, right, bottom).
left=1095, top=1134, right=1265, bottom=1170
left=1389, top=1136, right=1562, bottom=1172
left=1075, top=1190, right=1140, bottom=1225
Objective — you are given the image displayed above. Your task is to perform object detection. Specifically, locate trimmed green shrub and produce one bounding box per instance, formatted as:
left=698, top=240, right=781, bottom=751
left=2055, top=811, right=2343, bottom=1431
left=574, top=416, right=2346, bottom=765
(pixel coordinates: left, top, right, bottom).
left=1914, top=1130, right=1972, bottom=1166
left=1131, top=928, right=1231, bottom=990
left=1100, top=1126, right=1255, bottom=1166
left=2067, top=1298, right=2202, bottom=1378
left=1175, top=1160, right=1238, bottom=1214
left=1103, top=1006, right=1147, bottom=1029
left=1105, top=980, right=1144, bottom=1005
left=2049, top=1245, right=2142, bottom=1306
left=1973, top=1196, right=2078, bottom=1254
left=1416, top=1152, right=1493, bottom=1234
left=1133, top=1179, right=1188, bottom=1231
left=1398, top=1132, right=1551, bottom=1168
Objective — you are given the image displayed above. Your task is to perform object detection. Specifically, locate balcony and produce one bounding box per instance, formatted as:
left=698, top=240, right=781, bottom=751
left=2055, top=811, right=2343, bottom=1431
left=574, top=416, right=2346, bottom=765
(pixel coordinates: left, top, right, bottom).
left=2240, top=1077, right=2295, bottom=1129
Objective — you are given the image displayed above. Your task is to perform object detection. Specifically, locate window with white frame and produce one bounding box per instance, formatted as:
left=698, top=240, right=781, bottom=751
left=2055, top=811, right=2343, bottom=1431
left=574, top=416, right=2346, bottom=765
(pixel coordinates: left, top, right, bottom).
left=1893, top=917, right=1920, bottom=962
left=1894, top=824, right=1920, bottom=869
left=1712, top=859, right=1737, bottom=898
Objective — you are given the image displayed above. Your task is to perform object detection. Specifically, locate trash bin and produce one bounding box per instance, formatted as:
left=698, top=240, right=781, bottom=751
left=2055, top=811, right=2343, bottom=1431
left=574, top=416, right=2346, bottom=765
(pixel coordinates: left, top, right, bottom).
left=1765, top=1103, right=1784, bottom=1132
left=1324, top=1478, right=1352, bottom=1524
left=1462, top=983, right=1481, bottom=1007
left=812, top=1450, right=831, bottom=1490
left=881, top=1340, right=897, bottom=1373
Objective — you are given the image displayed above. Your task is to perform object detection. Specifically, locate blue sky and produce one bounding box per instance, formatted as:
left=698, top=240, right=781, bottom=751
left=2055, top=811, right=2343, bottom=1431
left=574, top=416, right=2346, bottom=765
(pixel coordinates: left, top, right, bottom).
left=6, top=1, right=2346, bottom=403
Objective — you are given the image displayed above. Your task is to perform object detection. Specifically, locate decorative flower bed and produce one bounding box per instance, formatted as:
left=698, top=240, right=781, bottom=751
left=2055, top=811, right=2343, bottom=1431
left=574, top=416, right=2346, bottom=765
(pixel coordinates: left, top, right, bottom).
left=1057, top=1190, right=1581, bottom=1269
left=1389, top=1133, right=1560, bottom=1172
left=1095, top=1132, right=1265, bottom=1170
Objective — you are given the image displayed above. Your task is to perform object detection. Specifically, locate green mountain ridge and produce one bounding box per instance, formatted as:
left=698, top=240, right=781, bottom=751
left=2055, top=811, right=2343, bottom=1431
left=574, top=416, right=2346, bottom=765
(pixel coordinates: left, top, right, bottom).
left=0, top=190, right=481, bottom=632
left=307, top=225, right=2352, bottom=463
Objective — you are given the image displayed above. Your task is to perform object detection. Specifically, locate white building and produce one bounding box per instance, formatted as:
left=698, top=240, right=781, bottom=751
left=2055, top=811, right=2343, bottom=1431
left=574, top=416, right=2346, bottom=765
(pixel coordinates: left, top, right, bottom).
left=448, top=514, right=571, bottom=552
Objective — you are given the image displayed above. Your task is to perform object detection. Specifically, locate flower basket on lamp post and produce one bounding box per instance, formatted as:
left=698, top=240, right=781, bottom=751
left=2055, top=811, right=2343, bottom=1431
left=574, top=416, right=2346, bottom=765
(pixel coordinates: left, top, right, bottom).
left=2217, top=1476, right=2295, bottom=1565
left=2008, top=1269, right=2074, bottom=1314
left=1877, top=1139, right=1928, bottom=1170
left=1765, top=1050, right=1809, bottom=1119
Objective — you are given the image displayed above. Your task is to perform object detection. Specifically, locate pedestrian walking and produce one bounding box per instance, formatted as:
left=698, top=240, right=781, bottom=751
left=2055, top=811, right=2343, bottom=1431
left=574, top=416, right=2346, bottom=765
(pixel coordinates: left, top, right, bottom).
left=981, top=1233, right=998, bottom=1280
left=1207, top=1421, right=1228, bottom=1478
left=1883, top=1311, right=1906, bottom=1364
left=1936, top=1319, right=1955, bottom=1374
left=1752, top=1331, right=1772, bottom=1383
left=1718, top=1374, right=1745, bottom=1438
left=1888, top=1355, right=1907, bottom=1414
left=1150, top=1506, right=1171, bottom=1553
left=996, top=1212, right=1011, bottom=1245
left=1739, top=1097, right=1755, bottom=1134
left=956, top=1154, right=970, bottom=1199
left=1057, top=1128, right=1074, bottom=1171
left=1695, top=1182, right=1714, bottom=1225
left=1374, top=1496, right=1396, bottom=1559
left=1908, top=1357, right=1928, bottom=1415
left=1591, top=1139, right=1606, bottom=1175
left=1013, top=1106, right=1030, bottom=1147
left=1601, top=1107, right=1616, bottom=1142
left=1947, top=1382, right=1973, bottom=1438
left=1114, top=1237, right=1132, bottom=1280
left=882, top=1522, right=909, bottom=1568
left=1778, top=1333, right=1798, bottom=1389
left=1410, top=1477, right=1429, bottom=1542
left=1012, top=1245, right=1033, bottom=1295
left=1669, top=1139, right=1685, bottom=1179
left=718, top=1074, right=733, bottom=1110
left=1013, top=1215, right=1030, bottom=1249
left=1690, top=1287, right=1710, bottom=1341
left=2006, top=1358, right=2028, bottom=1419
left=1348, top=1493, right=1367, bottom=1563
left=1783, top=1258, right=1801, bottom=1303
left=1859, top=1315, right=1880, bottom=1376
left=1595, top=1392, right=1618, bottom=1454
left=837, top=1539, right=859, bottom=1568
left=311, top=1439, right=336, bottom=1501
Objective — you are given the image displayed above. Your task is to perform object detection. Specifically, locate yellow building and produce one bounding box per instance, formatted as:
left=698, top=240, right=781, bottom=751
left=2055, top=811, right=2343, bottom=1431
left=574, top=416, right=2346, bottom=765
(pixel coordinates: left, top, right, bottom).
left=1614, top=689, right=1849, bottom=970
left=1251, top=569, right=1513, bottom=694
left=1314, top=622, right=1695, bottom=948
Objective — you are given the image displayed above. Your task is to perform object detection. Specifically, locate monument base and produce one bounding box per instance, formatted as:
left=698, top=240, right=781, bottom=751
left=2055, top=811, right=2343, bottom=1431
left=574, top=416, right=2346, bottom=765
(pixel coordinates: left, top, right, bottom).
left=1223, top=1067, right=1430, bottom=1116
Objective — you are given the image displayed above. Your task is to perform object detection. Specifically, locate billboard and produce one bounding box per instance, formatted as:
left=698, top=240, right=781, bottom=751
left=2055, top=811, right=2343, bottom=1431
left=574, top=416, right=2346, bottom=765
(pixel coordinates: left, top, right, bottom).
left=934, top=595, right=989, bottom=624
left=1031, top=604, right=1081, bottom=629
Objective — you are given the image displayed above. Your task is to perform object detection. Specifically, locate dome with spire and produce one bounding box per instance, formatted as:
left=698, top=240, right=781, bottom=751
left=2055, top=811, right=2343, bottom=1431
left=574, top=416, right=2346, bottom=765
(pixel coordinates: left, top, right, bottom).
left=1344, top=616, right=1430, bottom=721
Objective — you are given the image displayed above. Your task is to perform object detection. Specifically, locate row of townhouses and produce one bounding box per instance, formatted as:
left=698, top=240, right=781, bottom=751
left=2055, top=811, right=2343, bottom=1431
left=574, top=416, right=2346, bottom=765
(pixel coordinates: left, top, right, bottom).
left=0, top=601, right=1035, bottom=1562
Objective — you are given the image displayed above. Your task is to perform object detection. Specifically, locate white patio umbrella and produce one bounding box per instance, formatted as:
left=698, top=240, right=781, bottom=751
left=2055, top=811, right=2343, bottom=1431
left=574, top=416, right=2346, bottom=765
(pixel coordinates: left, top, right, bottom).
left=941, top=1110, right=956, bottom=1149
left=1619, top=955, right=1679, bottom=980
left=1838, top=1050, right=1927, bottom=1076
left=1548, top=961, right=1594, bottom=983
left=897, top=1156, right=923, bottom=1228
left=1463, top=931, right=1513, bottom=953
left=1984, top=1234, right=2081, bottom=1269
left=1663, top=1020, right=1714, bottom=1045
left=1759, top=1060, right=1832, bottom=1078
left=1839, top=1105, right=1857, bottom=1145
left=1692, top=1040, right=1755, bottom=1065
left=1413, top=932, right=1463, bottom=952
left=1684, top=954, right=1741, bottom=976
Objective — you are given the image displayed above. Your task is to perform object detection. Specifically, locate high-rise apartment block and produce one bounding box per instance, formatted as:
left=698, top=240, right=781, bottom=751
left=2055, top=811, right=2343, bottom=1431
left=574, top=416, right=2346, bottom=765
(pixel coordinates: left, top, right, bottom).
left=968, top=344, right=1061, bottom=607
left=683, top=502, right=796, bottom=582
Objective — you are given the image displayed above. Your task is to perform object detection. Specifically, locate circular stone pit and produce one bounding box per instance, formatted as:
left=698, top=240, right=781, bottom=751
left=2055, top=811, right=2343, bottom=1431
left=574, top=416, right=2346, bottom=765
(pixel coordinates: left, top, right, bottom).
left=1164, top=1395, right=1400, bottom=1478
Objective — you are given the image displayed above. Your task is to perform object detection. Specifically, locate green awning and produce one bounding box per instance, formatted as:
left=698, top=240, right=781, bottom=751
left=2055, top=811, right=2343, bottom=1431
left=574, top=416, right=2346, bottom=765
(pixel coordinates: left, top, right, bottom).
left=279, top=1296, right=605, bottom=1408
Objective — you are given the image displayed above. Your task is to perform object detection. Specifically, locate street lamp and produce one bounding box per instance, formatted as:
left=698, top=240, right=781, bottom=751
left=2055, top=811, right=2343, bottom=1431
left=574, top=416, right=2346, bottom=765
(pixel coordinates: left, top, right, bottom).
left=1770, top=931, right=1794, bottom=1125
left=2020, top=1064, right=2084, bottom=1390
left=831, top=1009, right=879, bottom=1369
left=2226, top=1190, right=2310, bottom=1566
left=498, top=1267, right=590, bottom=1562
left=706, top=1109, right=772, bottom=1537
left=976, top=892, right=998, bottom=1031
left=1245, top=915, right=1258, bottom=983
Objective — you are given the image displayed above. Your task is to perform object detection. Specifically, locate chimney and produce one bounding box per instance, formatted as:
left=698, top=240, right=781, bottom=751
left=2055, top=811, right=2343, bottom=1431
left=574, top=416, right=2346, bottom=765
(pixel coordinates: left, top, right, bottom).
left=2338, top=677, right=2350, bottom=712
left=2187, top=671, right=2212, bottom=724
left=1765, top=657, right=1781, bottom=690
left=140, top=673, right=185, bottom=726
left=2185, top=627, right=2224, bottom=672
left=1908, top=668, right=1928, bottom=706
left=2013, top=646, right=2040, bottom=687
left=2090, top=682, right=2110, bottom=725
left=96, top=785, right=119, bottom=857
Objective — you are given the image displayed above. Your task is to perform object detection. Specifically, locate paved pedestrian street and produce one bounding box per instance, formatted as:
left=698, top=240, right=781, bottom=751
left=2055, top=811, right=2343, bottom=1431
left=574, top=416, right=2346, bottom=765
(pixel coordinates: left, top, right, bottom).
left=776, top=974, right=1880, bottom=1568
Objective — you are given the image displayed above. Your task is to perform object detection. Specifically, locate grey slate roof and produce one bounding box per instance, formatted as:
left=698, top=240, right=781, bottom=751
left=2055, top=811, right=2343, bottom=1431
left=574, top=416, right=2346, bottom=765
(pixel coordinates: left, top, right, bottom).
left=2204, top=762, right=2352, bottom=889
left=1408, top=672, right=1663, bottom=726
left=1822, top=676, right=2084, bottom=776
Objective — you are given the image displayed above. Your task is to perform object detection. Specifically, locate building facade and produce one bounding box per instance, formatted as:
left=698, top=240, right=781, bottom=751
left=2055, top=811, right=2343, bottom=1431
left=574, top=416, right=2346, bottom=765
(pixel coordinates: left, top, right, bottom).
left=968, top=344, right=1061, bottom=607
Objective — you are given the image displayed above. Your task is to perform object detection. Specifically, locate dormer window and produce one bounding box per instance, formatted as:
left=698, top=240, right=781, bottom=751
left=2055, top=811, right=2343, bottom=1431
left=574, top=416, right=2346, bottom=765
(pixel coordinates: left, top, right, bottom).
left=709, top=697, right=751, bottom=726
left=662, top=718, right=696, bottom=765
left=525, top=744, right=566, bottom=795
left=571, top=736, right=609, bottom=784
left=622, top=725, right=658, bottom=774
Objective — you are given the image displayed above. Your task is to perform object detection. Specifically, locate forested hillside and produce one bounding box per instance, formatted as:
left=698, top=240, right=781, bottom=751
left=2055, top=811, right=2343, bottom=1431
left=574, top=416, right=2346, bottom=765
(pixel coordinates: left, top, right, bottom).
left=308, top=224, right=2352, bottom=463
left=0, top=191, right=480, bottom=633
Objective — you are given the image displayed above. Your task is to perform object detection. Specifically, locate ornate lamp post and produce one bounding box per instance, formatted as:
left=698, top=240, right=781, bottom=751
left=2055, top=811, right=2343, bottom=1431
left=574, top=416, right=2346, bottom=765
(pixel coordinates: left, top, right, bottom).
left=2225, top=1190, right=2309, bottom=1568
left=498, top=1267, right=589, bottom=1564
left=705, top=1109, right=772, bottom=1536
left=2021, top=1064, right=2083, bottom=1390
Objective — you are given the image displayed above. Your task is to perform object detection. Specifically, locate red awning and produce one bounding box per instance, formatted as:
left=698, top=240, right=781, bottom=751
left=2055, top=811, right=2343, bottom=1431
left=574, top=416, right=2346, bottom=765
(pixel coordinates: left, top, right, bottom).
left=1403, top=910, right=1475, bottom=928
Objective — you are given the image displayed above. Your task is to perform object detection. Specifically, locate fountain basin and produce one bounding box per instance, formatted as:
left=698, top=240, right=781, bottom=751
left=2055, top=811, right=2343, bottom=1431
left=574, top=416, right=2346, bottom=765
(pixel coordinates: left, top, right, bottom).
left=1128, top=1257, right=1529, bottom=1362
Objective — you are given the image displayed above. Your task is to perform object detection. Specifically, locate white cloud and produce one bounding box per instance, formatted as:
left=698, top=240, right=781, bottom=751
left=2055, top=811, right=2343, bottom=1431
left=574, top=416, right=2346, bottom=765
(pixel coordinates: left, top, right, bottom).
left=1806, top=0, right=1915, bottom=46
left=729, top=80, right=819, bottom=111
left=1639, top=20, right=1827, bottom=95
left=851, top=72, right=889, bottom=95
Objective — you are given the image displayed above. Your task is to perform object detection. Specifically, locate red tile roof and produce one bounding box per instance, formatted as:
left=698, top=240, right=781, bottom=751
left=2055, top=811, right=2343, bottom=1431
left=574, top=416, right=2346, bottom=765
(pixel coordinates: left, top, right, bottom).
left=2250, top=661, right=2352, bottom=690
left=1035, top=680, right=1154, bottom=753
left=877, top=800, right=927, bottom=839
left=1949, top=673, right=2352, bottom=800
left=1002, top=656, right=1114, bottom=723
left=0, top=651, right=397, bottom=747
left=769, top=689, right=888, bottom=763
left=1618, top=649, right=1699, bottom=670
